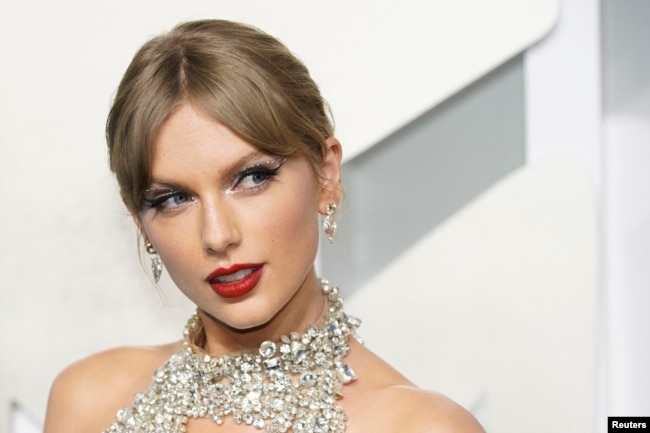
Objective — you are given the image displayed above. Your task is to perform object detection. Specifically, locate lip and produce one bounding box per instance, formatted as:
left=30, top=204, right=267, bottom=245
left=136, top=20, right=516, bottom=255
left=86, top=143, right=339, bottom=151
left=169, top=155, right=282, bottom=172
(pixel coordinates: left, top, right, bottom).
left=206, top=263, right=264, bottom=298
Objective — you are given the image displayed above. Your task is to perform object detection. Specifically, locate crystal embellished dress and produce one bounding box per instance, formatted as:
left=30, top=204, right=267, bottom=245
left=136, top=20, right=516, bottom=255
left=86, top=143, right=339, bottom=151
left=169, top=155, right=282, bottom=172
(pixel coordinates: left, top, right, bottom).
left=104, top=281, right=361, bottom=433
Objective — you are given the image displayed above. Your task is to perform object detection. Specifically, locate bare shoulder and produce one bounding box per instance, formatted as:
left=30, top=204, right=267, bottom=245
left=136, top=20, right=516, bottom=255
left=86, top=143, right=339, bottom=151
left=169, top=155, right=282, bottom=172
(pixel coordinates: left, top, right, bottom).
left=345, top=342, right=485, bottom=433
left=44, top=342, right=179, bottom=433
left=383, top=386, right=485, bottom=433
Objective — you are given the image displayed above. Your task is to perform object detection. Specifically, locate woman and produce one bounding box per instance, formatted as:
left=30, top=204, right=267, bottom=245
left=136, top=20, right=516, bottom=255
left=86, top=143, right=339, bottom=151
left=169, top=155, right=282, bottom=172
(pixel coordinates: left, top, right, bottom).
left=44, top=19, right=484, bottom=433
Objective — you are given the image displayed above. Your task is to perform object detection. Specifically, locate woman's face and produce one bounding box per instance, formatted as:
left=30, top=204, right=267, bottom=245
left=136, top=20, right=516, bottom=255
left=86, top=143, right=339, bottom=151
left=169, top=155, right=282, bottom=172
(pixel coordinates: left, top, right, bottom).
left=138, top=103, right=341, bottom=332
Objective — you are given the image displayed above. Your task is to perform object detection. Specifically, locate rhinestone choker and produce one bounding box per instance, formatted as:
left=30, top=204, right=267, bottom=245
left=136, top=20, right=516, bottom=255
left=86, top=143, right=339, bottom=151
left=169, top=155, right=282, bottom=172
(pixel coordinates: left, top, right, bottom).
left=105, top=280, right=362, bottom=433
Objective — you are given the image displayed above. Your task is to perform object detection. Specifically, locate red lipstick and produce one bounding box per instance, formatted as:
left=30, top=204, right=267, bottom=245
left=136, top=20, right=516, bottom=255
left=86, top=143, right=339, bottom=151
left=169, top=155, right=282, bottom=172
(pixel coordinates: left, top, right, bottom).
left=206, top=263, right=263, bottom=298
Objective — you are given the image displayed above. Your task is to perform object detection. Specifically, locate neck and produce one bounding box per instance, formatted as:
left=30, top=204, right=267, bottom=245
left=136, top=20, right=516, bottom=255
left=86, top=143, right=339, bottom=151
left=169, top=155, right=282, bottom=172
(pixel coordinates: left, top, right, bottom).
left=108, top=281, right=361, bottom=433
left=196, top=271, right=326, bottom=355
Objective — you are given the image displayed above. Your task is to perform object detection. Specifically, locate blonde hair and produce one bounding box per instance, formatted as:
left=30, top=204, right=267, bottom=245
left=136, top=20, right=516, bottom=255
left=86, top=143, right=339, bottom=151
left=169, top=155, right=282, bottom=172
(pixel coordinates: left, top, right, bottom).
left=106, top=19, right=334, bottom=212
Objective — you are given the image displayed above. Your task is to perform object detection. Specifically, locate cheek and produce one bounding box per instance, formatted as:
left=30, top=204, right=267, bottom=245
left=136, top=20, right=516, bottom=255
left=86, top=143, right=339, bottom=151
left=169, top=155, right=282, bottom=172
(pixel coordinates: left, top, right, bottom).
left=144, top=216, right=198, bottom=272
left=271, top=203, right=318, bottom=244
left=261, top=181, right=320, bottom=247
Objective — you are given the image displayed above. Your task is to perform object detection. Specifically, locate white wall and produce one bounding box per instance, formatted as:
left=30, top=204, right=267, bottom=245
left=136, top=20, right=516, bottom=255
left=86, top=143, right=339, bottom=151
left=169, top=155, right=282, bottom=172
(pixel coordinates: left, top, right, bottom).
left=345, top=157, right=597, bottom=432
left=526, top=0, right=650, bottom=422
left=602, top=0, right=650, bottom=416
left=341, top=3, right=602, bottom=431
left=523, top=0, right=603, bottom=429
left=524, top=0, right=650, bottom=425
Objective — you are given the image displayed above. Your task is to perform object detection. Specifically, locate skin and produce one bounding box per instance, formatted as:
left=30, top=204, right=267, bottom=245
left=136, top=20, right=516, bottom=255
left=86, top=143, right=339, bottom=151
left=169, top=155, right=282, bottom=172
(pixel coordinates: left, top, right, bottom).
left=137, top=104, right=334, bottom=353
left=44, top=104, right=485, bottom=433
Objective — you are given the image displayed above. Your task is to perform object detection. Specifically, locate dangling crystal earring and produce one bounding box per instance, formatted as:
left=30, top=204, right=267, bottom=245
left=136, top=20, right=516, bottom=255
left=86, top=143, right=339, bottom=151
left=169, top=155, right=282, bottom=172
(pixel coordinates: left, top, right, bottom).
left=145, top=242, right=163, bottom=283
left=322, top=203, right=337, bottom=243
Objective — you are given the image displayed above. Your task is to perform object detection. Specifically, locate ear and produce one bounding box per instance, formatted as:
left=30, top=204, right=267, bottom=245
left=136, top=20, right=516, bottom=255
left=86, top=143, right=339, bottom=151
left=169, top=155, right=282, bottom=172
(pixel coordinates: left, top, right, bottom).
left=318, top=136, right=343, bottom=215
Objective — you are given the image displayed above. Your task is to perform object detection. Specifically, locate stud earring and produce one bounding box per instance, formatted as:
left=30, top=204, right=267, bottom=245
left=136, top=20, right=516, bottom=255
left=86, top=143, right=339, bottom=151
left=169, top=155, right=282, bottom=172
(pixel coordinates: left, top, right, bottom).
left=145, top=242, right=163, bottom=283
left=322, top=203, right=337, bottom=243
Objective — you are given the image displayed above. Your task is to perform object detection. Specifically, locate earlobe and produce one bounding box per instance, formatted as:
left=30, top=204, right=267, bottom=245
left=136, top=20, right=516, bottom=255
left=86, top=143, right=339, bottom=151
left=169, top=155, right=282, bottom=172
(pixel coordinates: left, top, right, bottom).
left=318, top=137, right=343, bottom=214
left=131, top=213, right=163, bottom=282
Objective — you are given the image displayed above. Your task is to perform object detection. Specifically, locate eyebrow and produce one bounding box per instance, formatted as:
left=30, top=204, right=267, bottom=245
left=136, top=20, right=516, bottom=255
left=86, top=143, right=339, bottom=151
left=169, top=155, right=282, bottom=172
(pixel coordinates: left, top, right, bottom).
left=147, top=150, right=274, bottom=191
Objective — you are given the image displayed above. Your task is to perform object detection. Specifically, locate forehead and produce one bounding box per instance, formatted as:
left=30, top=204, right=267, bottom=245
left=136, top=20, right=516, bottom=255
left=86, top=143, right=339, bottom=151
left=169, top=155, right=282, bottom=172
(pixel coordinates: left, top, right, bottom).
left=152, top=104, right=258, bottom=172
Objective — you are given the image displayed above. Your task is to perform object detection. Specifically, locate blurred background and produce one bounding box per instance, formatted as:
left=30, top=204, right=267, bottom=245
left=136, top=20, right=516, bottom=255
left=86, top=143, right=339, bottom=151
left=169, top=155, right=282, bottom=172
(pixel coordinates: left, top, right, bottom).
left=1, top=1, right=648, bottom=432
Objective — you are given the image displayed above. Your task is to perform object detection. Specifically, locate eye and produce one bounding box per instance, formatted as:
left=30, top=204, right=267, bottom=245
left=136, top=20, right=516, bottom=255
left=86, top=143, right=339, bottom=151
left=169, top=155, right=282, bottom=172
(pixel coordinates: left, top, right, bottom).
left=142, top=189, right=194, bottom=212
left=238, top=171, right=271, bottom=189
left=230, top=157, right=287, bottom=193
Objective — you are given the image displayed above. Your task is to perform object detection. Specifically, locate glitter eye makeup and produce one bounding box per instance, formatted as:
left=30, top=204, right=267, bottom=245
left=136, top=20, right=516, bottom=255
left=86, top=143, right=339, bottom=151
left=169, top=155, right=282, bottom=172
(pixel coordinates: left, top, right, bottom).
left=140, top=156, right=287, bottom=212
left=226, top=156, right=287, bottom=194
left=142, top=188, right=194, bottom=212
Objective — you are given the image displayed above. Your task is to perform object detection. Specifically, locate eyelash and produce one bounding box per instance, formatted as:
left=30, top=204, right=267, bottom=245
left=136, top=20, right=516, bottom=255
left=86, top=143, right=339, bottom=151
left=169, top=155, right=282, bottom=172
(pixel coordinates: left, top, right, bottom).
left=141, top=157, right=287, bottom=212
left=229, top=157, right=286, bottom=192
left=142, top=190, right=191, bottom=211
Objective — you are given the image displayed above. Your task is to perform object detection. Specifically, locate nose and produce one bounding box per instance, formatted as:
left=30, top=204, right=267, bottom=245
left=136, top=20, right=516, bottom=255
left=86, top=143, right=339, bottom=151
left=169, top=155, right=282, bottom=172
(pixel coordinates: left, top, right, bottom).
left=201, top=198, right=241, bottom=254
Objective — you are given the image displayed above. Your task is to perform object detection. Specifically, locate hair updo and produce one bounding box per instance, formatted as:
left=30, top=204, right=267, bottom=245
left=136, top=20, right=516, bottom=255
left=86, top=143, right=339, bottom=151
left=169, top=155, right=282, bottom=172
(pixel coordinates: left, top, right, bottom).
left=106, top=19, right=334, bottom=212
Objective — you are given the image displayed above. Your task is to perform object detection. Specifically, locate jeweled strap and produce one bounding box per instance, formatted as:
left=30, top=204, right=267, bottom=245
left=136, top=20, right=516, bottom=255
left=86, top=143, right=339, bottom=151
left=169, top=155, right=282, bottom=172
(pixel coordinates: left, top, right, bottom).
left=104, top=280, right=361, bottom=433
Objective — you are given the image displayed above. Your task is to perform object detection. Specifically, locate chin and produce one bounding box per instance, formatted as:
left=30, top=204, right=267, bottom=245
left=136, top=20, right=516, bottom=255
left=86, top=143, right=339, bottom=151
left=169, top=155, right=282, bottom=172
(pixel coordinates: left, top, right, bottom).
left=222, top=315, right=276, bottom=334
left=217, top=302, right=281, bottom=332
